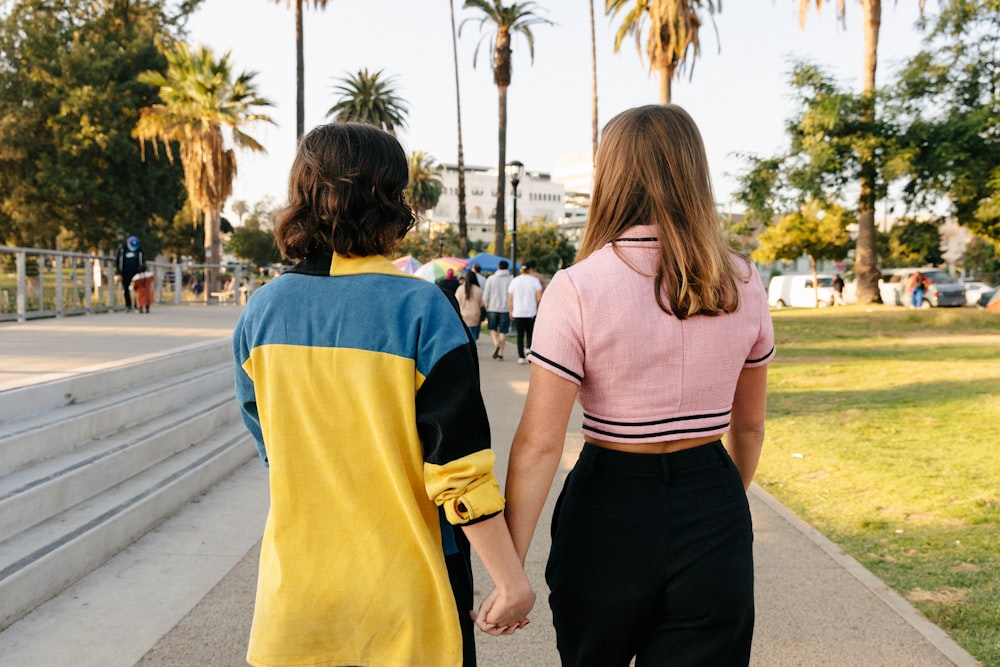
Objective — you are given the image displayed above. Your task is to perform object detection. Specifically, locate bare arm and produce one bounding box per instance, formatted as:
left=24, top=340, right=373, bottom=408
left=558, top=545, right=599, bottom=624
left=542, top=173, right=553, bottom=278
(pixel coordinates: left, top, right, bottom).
left=725, top=365, right=768, bottom=490
left=461, top=514, right=535, bottom=633
left=504, top=365, right=579, bottom=562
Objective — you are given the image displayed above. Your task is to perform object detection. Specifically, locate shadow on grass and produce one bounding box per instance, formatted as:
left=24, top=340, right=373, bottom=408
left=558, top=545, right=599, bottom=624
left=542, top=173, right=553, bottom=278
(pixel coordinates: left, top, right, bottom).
left=767, top=377, right=1000, bottom=417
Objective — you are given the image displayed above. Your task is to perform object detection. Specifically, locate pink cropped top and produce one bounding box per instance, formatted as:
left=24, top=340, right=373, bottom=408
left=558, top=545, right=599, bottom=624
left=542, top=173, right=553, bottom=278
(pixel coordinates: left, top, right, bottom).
left=528, top=226, right=775, bottom=444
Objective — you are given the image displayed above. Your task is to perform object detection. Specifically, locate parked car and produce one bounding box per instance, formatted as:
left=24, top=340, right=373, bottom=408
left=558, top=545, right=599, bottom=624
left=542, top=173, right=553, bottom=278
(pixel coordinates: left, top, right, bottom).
left=978, top=285, right=999, bottom=308
left=878, top=268, right=966, bottom=307
left=963, top=281, right=994, bottom=306
left=767, top=274, right=838, bottom=308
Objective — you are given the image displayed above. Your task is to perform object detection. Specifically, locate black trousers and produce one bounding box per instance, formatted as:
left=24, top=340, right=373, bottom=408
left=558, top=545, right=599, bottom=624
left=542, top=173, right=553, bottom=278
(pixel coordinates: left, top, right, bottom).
left=121, top=272, right=135, bottom=309
left=545, top=441, right=754, bottom=667
left=513, top=316, right=535, bottom=359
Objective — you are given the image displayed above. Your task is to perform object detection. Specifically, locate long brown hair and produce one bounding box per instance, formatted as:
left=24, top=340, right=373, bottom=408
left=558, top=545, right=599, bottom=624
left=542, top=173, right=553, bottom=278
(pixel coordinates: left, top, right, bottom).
left=274, top=122, right=416, bottom=261
left=578, top=105, right=744, bottom=319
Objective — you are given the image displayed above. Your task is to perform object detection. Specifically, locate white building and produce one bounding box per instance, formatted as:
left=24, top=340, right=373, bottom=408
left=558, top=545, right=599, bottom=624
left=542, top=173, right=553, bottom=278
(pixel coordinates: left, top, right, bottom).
left=429, top=164, right=567, bottom=246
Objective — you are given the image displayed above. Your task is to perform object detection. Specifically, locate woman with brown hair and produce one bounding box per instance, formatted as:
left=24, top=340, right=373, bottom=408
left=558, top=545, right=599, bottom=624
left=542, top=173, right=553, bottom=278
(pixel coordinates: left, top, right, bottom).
left=500, top=105, right=775, bottom=666
left=233, top=122, right=532, bottom=667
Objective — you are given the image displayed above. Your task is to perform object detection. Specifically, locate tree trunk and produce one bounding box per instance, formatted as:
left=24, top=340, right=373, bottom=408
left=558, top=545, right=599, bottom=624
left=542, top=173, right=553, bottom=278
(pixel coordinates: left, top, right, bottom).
left=295, top=0, right=305, bottom=141
left=657, top=63, right=674, bottom=104
left=590, top=0, right=599, bottom=165
left=855, top=0, right=882, bottom=303
left=449, top=0, right=468, bottom=255
left=205, top=207, right=222, bottom=292
left=494, top=84, right=508, bottom=255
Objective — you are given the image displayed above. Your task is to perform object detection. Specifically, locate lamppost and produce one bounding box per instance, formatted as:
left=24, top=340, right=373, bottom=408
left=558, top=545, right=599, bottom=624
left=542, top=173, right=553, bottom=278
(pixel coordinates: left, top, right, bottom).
left=505, top=160, right=524, bottom=271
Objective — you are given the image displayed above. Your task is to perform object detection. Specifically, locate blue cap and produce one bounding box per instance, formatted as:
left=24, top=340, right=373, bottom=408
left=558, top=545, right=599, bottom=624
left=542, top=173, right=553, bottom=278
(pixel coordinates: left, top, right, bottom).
left=127, top=236, right=139, bottom=250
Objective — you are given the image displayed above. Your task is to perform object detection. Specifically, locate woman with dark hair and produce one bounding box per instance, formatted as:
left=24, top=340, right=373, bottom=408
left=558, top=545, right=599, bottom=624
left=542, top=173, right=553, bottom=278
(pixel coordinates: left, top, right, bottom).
left=500, top=105, right=775, bottom=666
left=456, top=269, right=485, bottom=340
left=233, top=123, right=533, bottom=667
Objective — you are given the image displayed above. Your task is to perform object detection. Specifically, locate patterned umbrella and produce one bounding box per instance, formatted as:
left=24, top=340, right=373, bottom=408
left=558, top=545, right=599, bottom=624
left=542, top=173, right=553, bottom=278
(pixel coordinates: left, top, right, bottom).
left=391, top=255, right=421, bottom=274
left=413, top=257, right=470, bottom=283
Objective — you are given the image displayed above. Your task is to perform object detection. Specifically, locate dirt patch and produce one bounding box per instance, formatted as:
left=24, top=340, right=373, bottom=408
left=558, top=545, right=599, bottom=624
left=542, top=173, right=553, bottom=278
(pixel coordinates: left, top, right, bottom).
left=906, top=587, right=970, bottom=606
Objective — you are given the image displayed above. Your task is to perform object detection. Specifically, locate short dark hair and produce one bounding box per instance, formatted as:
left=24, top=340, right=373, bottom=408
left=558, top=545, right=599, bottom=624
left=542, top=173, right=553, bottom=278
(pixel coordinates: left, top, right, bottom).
left=274, top=123, right=416, bottom=261
left=524, top=259, right=537, bottom=269
left=498, top=260, right=509, bottom=269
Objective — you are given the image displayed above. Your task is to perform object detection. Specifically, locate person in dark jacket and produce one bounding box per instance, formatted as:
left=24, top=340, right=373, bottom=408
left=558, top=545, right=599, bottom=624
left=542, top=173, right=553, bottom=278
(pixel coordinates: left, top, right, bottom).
left=115, top=236, right=145, bottom=311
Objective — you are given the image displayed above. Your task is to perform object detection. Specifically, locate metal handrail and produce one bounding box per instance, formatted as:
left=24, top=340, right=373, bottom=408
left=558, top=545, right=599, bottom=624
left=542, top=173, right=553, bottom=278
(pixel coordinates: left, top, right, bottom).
left=0, top=246, right=254, bottom=323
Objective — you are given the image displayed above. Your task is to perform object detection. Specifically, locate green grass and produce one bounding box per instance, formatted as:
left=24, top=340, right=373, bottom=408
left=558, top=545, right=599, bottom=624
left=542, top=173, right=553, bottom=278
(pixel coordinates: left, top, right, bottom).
left=758, top=304, right=1000, bottom=663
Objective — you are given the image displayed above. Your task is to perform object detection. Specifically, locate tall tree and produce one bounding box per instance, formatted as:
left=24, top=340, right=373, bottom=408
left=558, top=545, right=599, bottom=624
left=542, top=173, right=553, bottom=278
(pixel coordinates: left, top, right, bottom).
left=449, top=0, right=470, bottom=255
left=273, top=0, right=330, bottom=142
left=326, top=69, right=409, bottom=135
left=590, top=0, right=599, bottom=165
left=793, top=0, right=937, bottom=301
left=0, top=0, right=191, bottom=252
left=605, top=0, right=720, bottom=104
left=408, top=151, right=446, bottom=231
left=461, top=0, right=552, bottom=255
left=893, top=0, right=1000, bottom=243
left=134, top=42, right=275, bottom=287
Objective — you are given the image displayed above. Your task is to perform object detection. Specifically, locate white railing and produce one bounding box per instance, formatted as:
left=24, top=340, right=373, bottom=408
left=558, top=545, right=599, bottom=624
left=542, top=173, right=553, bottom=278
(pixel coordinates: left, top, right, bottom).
left=0, top=246, right=255, bottom=323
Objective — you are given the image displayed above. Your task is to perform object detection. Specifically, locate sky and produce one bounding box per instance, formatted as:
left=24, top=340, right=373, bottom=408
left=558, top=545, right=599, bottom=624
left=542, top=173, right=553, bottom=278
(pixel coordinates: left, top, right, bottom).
left=185, top=0, right=936, bottom=220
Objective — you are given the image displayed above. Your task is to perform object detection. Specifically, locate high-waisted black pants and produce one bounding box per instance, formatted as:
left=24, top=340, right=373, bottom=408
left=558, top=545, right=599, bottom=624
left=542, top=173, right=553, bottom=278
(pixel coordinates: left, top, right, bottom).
left=545, top=441, right=754, bottom=666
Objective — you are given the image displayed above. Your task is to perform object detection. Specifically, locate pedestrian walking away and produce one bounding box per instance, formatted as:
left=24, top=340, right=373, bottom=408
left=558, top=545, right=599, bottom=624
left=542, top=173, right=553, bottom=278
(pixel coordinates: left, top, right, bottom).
left=507, top=259, right=542, bottom=364
left=482, top=260, right=514, bottom=360
left=232, top=122, right=533, bottom=667
left=501, top=104, right=776, bottom=667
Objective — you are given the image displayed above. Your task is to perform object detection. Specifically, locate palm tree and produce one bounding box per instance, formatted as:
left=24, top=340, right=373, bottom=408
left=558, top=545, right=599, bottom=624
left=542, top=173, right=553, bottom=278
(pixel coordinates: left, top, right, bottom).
left=590, top=0, right=599, bottom=166
left=449, top=0, right=470, bottom=255
left=232, top=199, right=249, bottom=225
left=408, top=151, right=445, bottom=232
left=273, top=0, right=330, bottom=142
left=461, top=0, right=552, bottom=255
left=326, top=68, right=409, bottom=136
left=794, top=0, right=887, bottom=303
left=134, top=43, right=275, bottom=289
left=605, top=0, right=720, bottom=104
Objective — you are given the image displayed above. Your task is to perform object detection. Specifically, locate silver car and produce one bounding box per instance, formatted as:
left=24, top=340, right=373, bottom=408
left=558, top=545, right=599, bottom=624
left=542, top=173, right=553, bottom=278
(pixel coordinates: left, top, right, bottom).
left=878, top=268, right=966, bottom=307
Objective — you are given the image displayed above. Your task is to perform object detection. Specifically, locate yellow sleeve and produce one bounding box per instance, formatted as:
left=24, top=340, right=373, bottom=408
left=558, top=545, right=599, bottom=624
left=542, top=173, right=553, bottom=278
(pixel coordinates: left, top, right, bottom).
left=424, top=450, right=505, bottom=525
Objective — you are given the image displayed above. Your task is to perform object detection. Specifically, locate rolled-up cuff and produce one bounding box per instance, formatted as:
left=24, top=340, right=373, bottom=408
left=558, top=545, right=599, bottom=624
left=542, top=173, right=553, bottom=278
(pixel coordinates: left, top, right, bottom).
left=425, top=450, right=506, bottom=525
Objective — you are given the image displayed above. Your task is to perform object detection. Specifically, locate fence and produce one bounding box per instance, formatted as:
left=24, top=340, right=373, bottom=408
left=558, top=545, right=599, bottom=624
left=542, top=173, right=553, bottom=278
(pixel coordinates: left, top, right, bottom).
left=0, top=246, right=256, bottom=323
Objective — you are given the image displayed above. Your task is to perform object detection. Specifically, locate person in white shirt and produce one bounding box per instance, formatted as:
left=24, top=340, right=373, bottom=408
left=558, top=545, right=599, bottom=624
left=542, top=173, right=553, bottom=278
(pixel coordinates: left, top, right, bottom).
left=507, top=259, right=543, bottom=364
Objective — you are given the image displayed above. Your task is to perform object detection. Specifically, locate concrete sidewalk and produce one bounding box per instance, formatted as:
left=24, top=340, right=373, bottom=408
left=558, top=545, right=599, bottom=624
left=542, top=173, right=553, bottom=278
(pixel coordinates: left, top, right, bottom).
left=0, top=307, right=980, bottom=666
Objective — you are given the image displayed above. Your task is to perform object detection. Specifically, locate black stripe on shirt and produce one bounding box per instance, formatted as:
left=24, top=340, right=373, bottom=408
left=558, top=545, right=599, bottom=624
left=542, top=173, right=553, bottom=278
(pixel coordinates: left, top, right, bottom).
left=528, top=350, right=583, bottom=383
left=583, top=421, right=730, bottom=440
left=747, top=346, right=775, bottom=364
left=583, top=409, right=732, bottom=428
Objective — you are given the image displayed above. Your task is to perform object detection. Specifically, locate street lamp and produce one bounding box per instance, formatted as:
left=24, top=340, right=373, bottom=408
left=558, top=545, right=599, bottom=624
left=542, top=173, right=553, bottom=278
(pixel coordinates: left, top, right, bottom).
left=505, top=160, right=524, bottom=271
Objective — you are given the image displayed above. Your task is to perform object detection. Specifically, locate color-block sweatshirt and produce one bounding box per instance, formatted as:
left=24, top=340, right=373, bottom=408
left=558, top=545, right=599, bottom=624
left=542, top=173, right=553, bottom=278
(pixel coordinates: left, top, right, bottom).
left=233, top=252, right=504, bottom=667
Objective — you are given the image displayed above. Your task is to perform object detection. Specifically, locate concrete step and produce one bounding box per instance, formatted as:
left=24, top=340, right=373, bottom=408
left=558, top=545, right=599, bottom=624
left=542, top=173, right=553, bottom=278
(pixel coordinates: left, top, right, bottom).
left=0, top=391, right=237, bottom=539
left=0, top=340, right=231, bottom=425
left=0, top=360, right=234, bottom=476
left=0, top=420, right=254, bottom=630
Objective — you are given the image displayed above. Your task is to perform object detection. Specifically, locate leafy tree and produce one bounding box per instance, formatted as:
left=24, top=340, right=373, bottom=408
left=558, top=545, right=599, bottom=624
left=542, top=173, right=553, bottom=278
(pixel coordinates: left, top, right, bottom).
left=396, top=228, right=463, bottom=263
left=490, top=219, right=576, bottom=275
left=752, top=200, right=852, bottom=304
left=408, top=152, right=445, bottom=229
left=273, top=0, right=330, bottom=141
left=884, top=218, right=943, bottom=268
left=0, top=0, right=192, bottom=252
left=605, top=0, right=719, bottom=104
left=231, top=200, right=250, bottom=225
left=326, top=69, right=409, bottom=136
left=152, top=199, right=203, bottom=263
left=226, top=198, right=281, bottom=268
left=134, top=42, right=275, bottom=288
left=791, top=0, right=942, bottom=303
left=893, top=0, right=1000, bottom=243
left=735, top=62, right=904, bottom=283
left=961, top=235, right=999, bottom=284
left=461, top=0, right=552, bottom=256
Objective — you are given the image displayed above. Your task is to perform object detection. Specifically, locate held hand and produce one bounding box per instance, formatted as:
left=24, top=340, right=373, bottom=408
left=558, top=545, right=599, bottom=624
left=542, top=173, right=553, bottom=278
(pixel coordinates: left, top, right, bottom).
left=471, top=583, right=535, bottom=636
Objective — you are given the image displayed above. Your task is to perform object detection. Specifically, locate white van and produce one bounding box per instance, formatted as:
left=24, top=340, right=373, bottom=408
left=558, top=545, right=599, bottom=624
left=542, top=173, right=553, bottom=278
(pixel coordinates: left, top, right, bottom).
left=767, top=274, right=838, bottom=308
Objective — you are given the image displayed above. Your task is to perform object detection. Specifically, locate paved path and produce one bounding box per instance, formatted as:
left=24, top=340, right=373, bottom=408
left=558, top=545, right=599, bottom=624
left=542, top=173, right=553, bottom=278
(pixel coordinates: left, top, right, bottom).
left=0, top=306, right=980, bottom=666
